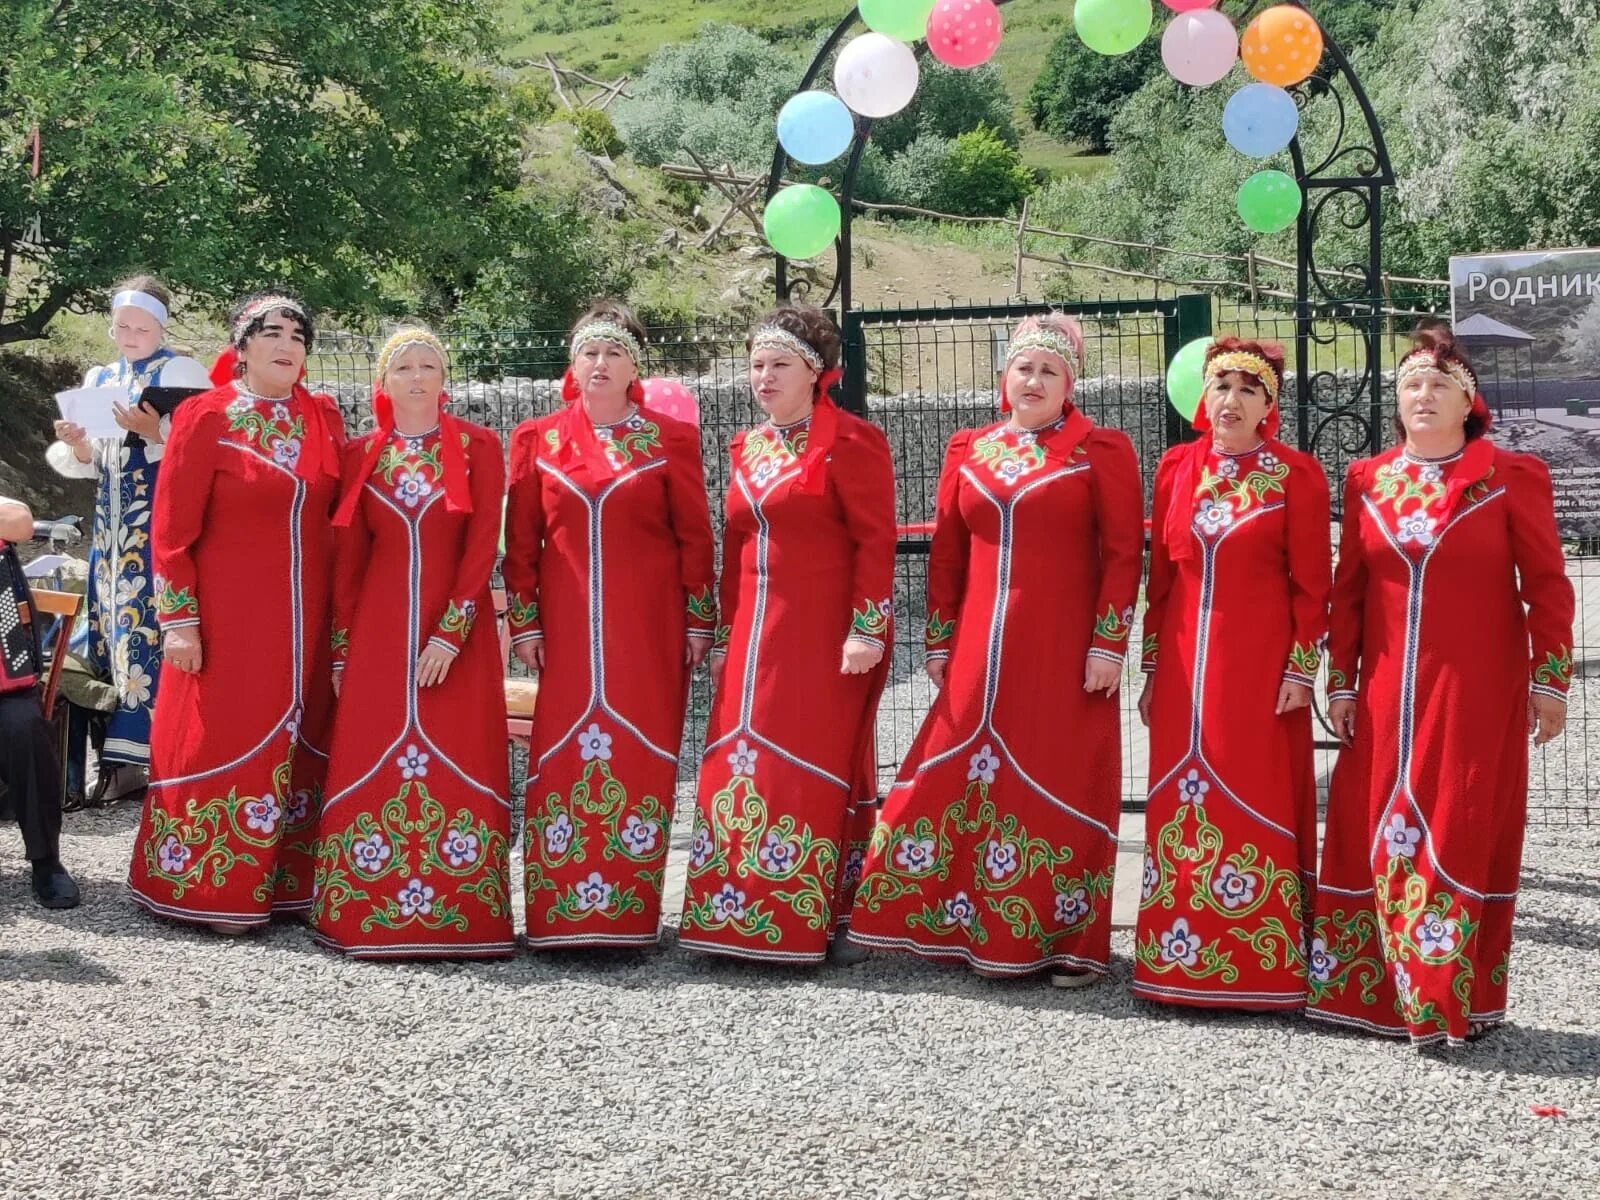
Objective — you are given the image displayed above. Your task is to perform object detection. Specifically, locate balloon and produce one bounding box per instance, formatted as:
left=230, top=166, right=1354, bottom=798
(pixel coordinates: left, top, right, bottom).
left=777, top=91, right=856, bottom=165
left=926, top=0, right=1004, bottom=69
left=764, top=184, right=842, bottom=259
left=1236, top=169, right=1303, bottom=234
left=860, top=0, right=938, bottom=42
left=1166, top=336, right=1215, bottom=422
left=1161, top=1, right=1216, bottom=10
left=642, top=377, right=701, bottom=427
left=834, top=32, right=921, bottom=119
left=1240, top=4, right=1324, bottom=87
left=1160, top=9, right=1238, bottom=87
left=1075, top=0, right=1154, bottom=56
left=1222, top=83, right=1299, bottom=157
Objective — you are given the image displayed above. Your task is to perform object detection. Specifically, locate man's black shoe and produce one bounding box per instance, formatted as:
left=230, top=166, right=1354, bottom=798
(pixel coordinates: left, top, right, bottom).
left=31, top=859, right=82, bottom=910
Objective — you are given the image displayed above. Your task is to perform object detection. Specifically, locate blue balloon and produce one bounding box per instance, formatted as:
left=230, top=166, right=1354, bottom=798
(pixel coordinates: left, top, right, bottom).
left=1222, top=83, right=1300, bottom=159
left=777, top=91, right=856, bottom=166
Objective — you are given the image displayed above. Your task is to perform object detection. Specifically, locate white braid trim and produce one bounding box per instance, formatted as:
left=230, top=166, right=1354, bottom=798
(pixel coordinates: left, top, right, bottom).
left=232, top=295, right=306, bottom=345
left=570, top=320, right=642, bottom=365
left=1004, top=329, right=1081, bottom=374
left=751, top=326, right=825, bottom=371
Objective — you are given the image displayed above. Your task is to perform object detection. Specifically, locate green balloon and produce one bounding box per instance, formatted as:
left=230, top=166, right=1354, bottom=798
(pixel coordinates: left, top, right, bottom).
left=859, top=0, right=937, bottom=42
left=1075, top=0, right=1154, bottom=57
left=764, top=184, right=841, bottom=260
left=1237, top=169, right=1303, bottom=234
left=1166, top=336, right=1215, bottom=422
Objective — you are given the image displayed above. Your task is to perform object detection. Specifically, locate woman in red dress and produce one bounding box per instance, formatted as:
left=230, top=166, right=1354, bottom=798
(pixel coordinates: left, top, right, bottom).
left=1309, top=327, right=1573, bottom=1047
left=679, top=304, right=897, bottom=965
left=129, top=292, right=345, bottom=932
left=506, top=301, right=716, bottom=949
left=1133, top=339, right=1331, bottom=1010
left=310, top=328, right=512, bottom=959
left=847, top=314, right=1143, bottom=983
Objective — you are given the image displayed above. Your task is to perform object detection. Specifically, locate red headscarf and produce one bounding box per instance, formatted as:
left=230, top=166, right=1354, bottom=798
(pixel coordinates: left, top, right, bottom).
left=555, top=370, right=648, bottom=483
left=791, top=366, right=844, bottom=495
left=205, top=347, right=341, bottom=484
left=332, top=384, right=472, bottom=526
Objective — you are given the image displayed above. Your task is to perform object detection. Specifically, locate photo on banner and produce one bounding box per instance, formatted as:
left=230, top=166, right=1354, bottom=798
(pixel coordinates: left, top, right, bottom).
left=1450, top=246, right=1600, bottom=539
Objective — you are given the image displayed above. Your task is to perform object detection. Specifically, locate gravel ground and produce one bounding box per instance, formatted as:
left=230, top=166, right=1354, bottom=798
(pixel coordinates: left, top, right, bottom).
left=2, top=808, right=1598, bottom=1200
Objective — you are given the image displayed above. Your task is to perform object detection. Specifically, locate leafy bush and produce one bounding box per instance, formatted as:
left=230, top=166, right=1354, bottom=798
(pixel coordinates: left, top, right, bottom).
left=564, top=107, right=625, bottom=158
left=874, top=125, right=1034, bottom=217
left=1028, top=30, right=1159, bottom=153
left=874, top=62, right=1019, bottom=158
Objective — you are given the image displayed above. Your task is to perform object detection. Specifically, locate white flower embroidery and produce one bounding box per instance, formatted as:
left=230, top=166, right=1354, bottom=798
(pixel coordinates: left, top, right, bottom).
left=997, top=457, right=1030, bottom=484
left=120, top=661, right=154, bottom=707
left=1392, top=961, right=1417, bottom=1011
left=983, top=839, right=1020, bottom=882
left=1216, top=456, right=1240, bottom=478
left=1159, top=918, right=1202, bottom=967
left=756, top=831, right=800, bottom=874
left=688, top=824, right=715, bottom=870
left=1194, top=501, right=1234, bottom=536
left=1257, top=451, right=1280, bottom=471
left=283, top=789, right=313, bottom=825
left=967, top=745, right=1000, bottom=785
left=243, top=793, right=282, bottom=836
left=574, top=872, right=613, bottom=912
left=895, top=837, right=937, bottom=872
left=543, top=812, right=575, bottom=858
left=270, top=438, right=303, bottom=470
left=1416, top=913, right=1460, bottom=957
left=843, top=848, right=865, bottom=887
left=1177, top=769, right=1210, bottom=804
left=710, top=882, right=747, bottom=922
left=1382, top=813, right=1422, bottom=860
left=1210, top=864, right=1258, bottom=910
left=1417, top=462, right=1443, bottom=484
left=620, top=816, right=660, bottom=856
left=397, top=878, right=435, bottom=917
left=577, top=723, right=613, bottom=762
left=1395, top=513, right=1437, bottom=547
left=940, top=891, right=977, bottom=928
left=1308, top=936, right=1337, bottom=983
left=270, top=403, right=292, bottom=423
left=395, top=467, right=433, bottom=508
left=727, top=739, right=759, bottom=777
left=114, top=573, right=146, bottom=609
left=441, top=828, right=480, bottom=868
left=1054, top=887, right=1091, bottom=927
left=157, top=835, right=191, bottom=875
left=1141, top=853, right=1159, bottom=901
left=352, top=833, right=392, bottom=874
left=396, top=744, right=430, bottom=780
left=750, top=458, right=782, bottom=488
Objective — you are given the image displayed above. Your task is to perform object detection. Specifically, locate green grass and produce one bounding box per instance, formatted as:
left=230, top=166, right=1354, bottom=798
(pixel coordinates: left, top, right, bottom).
left=495, top=0, right=1099, bottom=179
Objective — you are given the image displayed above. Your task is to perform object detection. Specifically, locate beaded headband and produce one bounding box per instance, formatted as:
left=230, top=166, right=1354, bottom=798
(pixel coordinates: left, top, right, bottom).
left=570, top=320, right=642, bottom=365
left=111, top=290, right=168, bottom=327
left=751, top=325, right=825, bottom=371
left=232, top=295, right=307, bottom=346
left=1004, top=328, right=1081, bottom=374
left=376, top=327, right=448, bottom=380
left=1396, top=350, right=1477, bottom=400
left=1205, top=351, right=1281, bottom=403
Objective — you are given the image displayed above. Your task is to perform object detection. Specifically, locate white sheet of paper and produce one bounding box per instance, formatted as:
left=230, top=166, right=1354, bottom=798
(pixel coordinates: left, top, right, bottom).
left=54, top=387, right=128, bottom=440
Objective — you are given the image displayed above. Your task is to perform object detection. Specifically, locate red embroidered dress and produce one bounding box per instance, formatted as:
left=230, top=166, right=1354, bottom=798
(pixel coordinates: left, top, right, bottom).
left=678, top=407, right=897, bottom=964
left=310, top=423, right=512, bottom=958
left=1134, top=440, right=1331, bottom=1008
left=847, top=412, right=1144, bottom=976
left=129, top=383, right=345, bottom=925
left=505, top=407, right=716, bottom=948
left=1310, top=443, right=1574, bottom=1046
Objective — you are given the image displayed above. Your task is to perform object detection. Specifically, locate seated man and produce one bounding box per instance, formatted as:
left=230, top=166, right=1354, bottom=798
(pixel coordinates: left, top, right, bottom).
left=0, top=495, right=81, bottom=909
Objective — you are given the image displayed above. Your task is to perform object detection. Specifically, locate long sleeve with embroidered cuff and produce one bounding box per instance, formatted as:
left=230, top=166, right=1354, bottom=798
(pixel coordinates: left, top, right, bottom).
left=1325, top=463, right=1368, bottom=701
left=1141, top=449, right=1181, bottom=674
left=925, top=431, right=973, bottom=661
left=1281, top=451, right=1333, bottom=688
left=835, top=418, right=899, bottom=652
left=331, top=441, right=376, bottom=672
left=665, top=421, right=718, bottom=640
left=1086, top=429, right=1145, bottom=665
left=150, top=401, right=224, bottom=633
left=502, top=420, right=546, bottom=646
left=1504, top=453, right=1576, bottom=704
left=428, top=429, right=506, bottom=658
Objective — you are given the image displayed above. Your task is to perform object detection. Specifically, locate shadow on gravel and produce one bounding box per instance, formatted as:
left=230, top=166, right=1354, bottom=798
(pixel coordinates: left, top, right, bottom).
left=1420, top=1025, right=1600, bottom=1079
left=1520, top=867, right=1600, bottom=903
left=0, top=948, right=121, bottom=985
left=1513, top=911, right=1600, bottom=952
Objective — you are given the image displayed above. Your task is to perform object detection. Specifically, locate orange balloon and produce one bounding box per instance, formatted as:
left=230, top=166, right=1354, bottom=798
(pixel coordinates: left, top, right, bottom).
left=1240, top=5, right=1324, bottom=87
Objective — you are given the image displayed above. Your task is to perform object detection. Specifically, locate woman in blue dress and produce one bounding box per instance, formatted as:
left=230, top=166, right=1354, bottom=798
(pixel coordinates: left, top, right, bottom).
left=47, top=276, right=211, bottom=801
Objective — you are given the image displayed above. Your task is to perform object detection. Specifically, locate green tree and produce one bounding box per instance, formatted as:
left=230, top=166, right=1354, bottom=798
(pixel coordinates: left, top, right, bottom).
left=873, top=62, right=1019, bottom=158
left=1027, top=30, right=1160, bottom=153
left=943, top=126, right=1036, bottom=217
left=0, top=0, right=599, bottom=344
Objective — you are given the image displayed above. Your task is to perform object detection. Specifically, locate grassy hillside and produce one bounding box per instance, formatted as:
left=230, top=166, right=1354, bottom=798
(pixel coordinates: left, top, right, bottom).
left=496, top=0, right=1099, bottom=177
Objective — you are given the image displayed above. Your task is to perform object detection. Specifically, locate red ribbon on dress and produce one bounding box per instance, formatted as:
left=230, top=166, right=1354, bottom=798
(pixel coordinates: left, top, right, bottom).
left=333, top=388, right=471, bottom=526
left=792, top=368, right=845, bottom=496
left=1165, top=400, right=1283, bottom=563
left=555, top=371, right=646, bottom=483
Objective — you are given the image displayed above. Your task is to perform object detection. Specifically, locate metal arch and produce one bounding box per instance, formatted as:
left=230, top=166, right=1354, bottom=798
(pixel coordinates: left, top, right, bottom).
left=772, top=3, right=1396, bottom=408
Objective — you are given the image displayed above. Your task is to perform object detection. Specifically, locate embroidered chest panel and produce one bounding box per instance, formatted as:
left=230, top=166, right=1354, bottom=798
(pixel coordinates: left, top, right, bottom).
left=543, top=411, right=665, bottom=474
left=224, top=395, right=307, bottom=472
left=96, top=352, right=172, bottom=396
left=1190, top=445, right=1289, bottom=539
left=739, top=420, right=809, bottom=491
left=968, top=420, right=1083, bottom=489
left=1366, top=454, right=1493, bottom=553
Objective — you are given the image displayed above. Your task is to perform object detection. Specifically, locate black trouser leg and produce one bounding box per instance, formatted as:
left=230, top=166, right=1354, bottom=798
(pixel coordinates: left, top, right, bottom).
left=0, top=690, right=63, bottom=862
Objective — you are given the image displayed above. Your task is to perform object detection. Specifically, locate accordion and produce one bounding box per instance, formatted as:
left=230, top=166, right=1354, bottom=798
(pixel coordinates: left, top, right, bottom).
left=0, top=540, right=41, bottom=693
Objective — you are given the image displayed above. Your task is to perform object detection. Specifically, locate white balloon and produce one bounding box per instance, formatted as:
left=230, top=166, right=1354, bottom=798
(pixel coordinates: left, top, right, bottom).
left=833, top=32, right=921, bottom=119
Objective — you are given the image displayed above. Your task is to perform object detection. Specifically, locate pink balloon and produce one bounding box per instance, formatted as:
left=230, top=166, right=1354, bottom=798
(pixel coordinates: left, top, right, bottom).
left=1161, top=0, right=1217, bottom=11
left=926, top=0, right=1004, bottom=69
left=642, top=377, right=700, bottom=426
left=1160, top=8, right=1238, bottom=87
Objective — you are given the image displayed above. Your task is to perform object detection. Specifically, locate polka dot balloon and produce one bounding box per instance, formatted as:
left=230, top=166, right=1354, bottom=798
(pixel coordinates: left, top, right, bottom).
left=1240, top=4, right=1324, bottom=87
left=926, top=0, right=1004, bottom=69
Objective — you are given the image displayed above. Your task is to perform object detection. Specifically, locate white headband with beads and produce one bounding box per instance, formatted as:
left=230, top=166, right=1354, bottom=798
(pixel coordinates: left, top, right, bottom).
left=570, top=320, right=642, bottom=365
left=1397, top=351, right=1477, bottom=399
left=232, top=295, right=306, bottom=346
left=751, top=326, right=825, bottom=371
left=1004, top=328, right=1081, bottom=375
